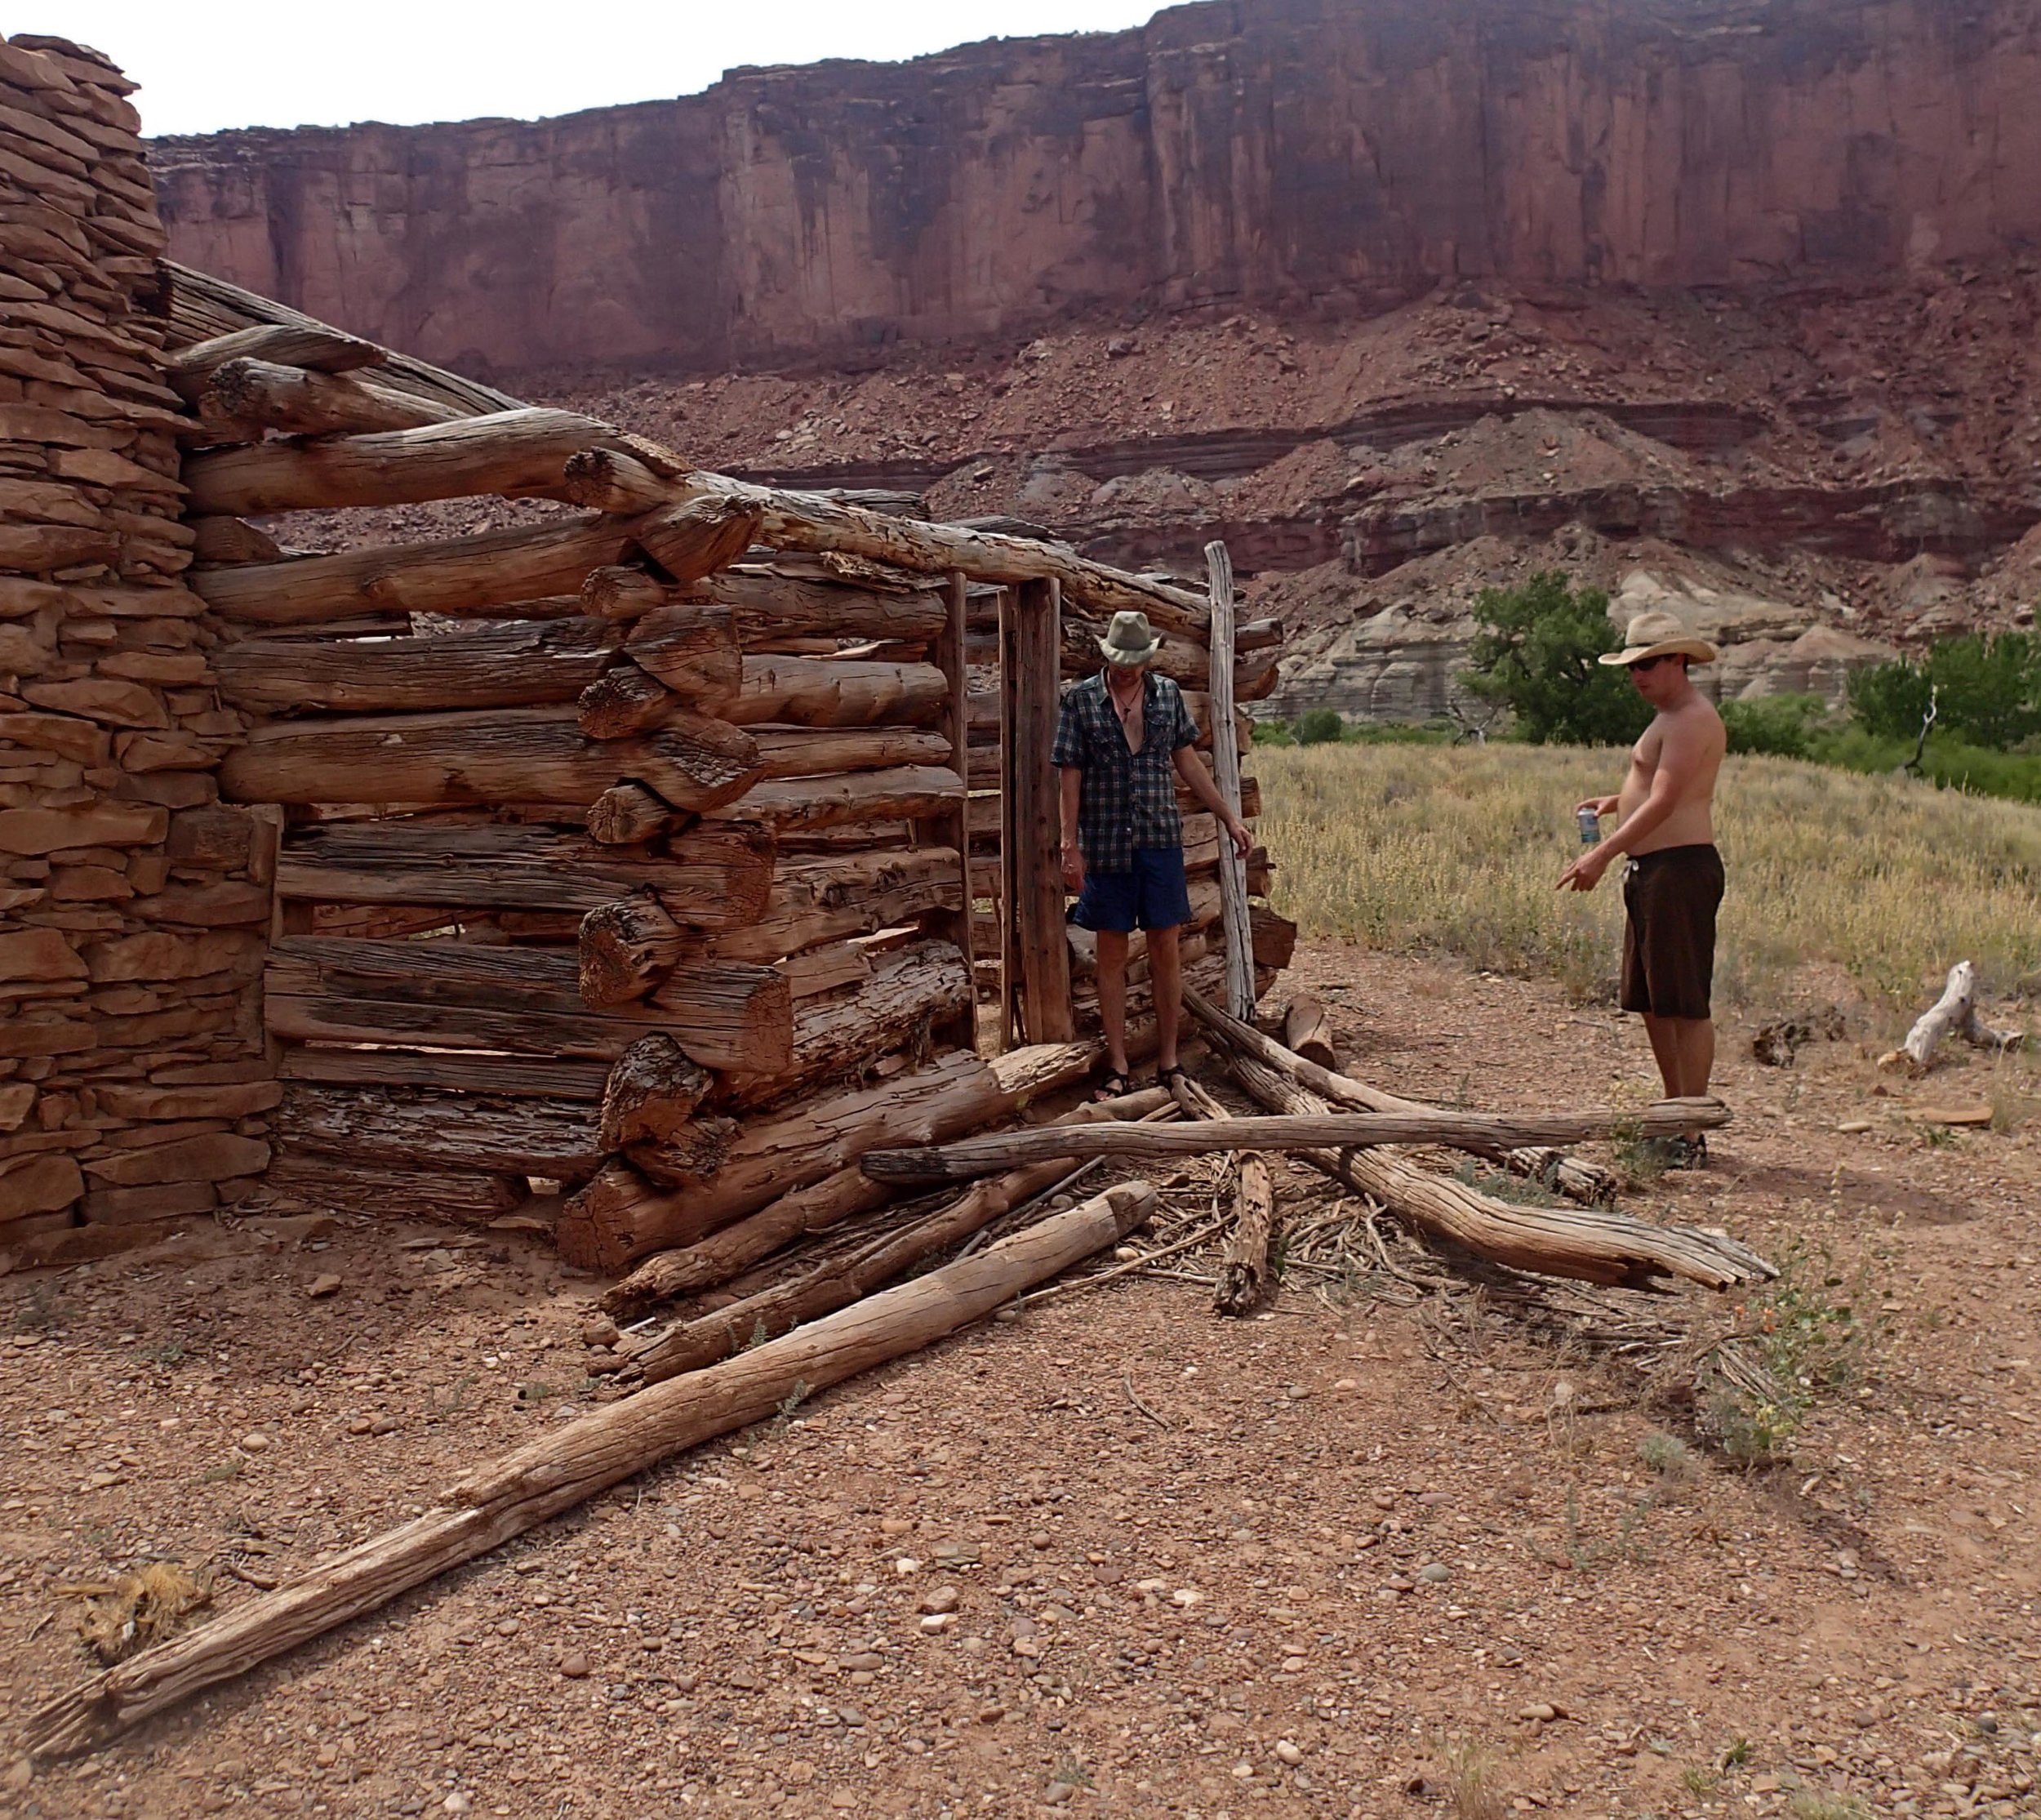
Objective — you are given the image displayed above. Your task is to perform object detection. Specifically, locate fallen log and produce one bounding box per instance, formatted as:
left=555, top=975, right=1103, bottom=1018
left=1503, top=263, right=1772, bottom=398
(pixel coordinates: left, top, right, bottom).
left=1217, top=1046, right=1772, bottom=1293
left=183, top=408, right=620, bottom=516
left=635, top=1099, right=1173, bottom=1381
left=192, top=514, right=635, bottom=626
left=862, top=1100, right=1730, bottom=1183
left=557, top=1039, right=1106, bottom=1270
left=198, top=355, right=465, bottom=438
left=1168, top=1072, right=1275, bottom=1317
left=22, top=1181, right=1158, bottom=1760
left=603, top=1088, right=1171, bottom=1317
left=220, top=706, right=761, bottom=815
left=1282, top=995, right=1337, bottom=1070
left=1185, top=986, right=1617, bottom=1208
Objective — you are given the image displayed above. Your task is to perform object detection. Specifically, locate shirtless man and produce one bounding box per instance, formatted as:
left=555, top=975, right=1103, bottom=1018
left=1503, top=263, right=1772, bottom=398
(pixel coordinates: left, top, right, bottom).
left=1558, top=610, right=1727, bottom=1165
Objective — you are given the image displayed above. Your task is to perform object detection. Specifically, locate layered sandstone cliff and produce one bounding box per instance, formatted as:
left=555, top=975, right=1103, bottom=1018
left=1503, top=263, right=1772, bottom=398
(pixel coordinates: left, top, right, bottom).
left=152, top=0, right=2041, bottom=376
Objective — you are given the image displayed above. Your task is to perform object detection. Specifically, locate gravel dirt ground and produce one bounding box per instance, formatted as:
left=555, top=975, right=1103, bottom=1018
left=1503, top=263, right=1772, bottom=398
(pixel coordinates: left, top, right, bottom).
left=3, top=944, right=2038, bottom=1820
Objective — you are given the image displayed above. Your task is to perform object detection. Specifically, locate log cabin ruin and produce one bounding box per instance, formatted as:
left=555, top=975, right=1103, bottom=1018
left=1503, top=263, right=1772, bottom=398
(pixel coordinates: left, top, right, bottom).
left=0, top=31, right=1292, bottom=1281
left=7, top=34, right=1787, bottom=1753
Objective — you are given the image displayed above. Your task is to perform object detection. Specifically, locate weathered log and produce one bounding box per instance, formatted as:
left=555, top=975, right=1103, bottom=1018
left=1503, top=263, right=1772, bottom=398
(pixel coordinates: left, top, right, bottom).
left=695, top=568, right=949, bottom=643
left=721, top=937, right=970, bottom=1108
left=583, top=564, right=669, bottom=622
left=1900, top=961, right=1977, bottom=1070
left=588, top=452, right=1211, bottom=637
left=22, top=1182, right=1157, bottom=1760
left=188, top=516, right=284, bottom=565
left=1167, top=1070, right=1277, bottom=1317
left=1219, top=1048, right=1772, bottom=1293
left=183, top=409, right=620, bottom=516
left=273, top=1084, right=603, bottom=1180
left=636, top=1096, right=1172, bottom=1379
left=579, top=891, right=685, bottom=1008
left=576, top=662, right=678, bottom=739
left=602, top=1084, right=1172, bottom=1317
left=560, top=444, right=692, bottom=514
left=726, top=655, right=946, bottom=728
left=193, top=514, right=634, bottom=626
left=600, top=1035, right=713, bottom=1150
left=709, top=847, right=961, bottom=963
left=216, top=618, right=617, bottom=714
left=749, top=727, right=953, bottom=779
left=587, top=782, right=683, bottom=846
left=631, top=495, right=765, bottom=584
left=862, top=1100, right=1731, bottom=1183
left=277, top=821, right=773, bottom=926
left=264, top=1156, right=529, bottom=1226
left=780, top=940, right=873, bottom=1000
left=1057, top=613, right=1276, bottom=700
left=162, top=322, right=385, bottom=389
left=626, top=1118, right=740, bottom=1189
left=705, top=765, right=961, bottom=835
left=1501, top=1146, right=1621, bottom=1208
left=265, top=937, right=790, bottom=1072
left=622, top=603, right=741, bottom=709
left=1204, top=542, right=1256, bottom=1021
left=199, top=356, right=465, bottom=438
left=281, top=1047, right=611, bottom=1101
left=1007, top=577, right=1075, bottom=1043
left=220, top=707, right=761, bottom=814
left=556, top=1039, right=1105, bottom=1269
left=1281, top=995, right=1338, bottom=1070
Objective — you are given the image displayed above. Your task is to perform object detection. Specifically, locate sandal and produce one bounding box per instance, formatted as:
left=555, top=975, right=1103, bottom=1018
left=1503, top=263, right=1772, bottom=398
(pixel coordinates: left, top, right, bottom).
left=1158, top=1064, right=1192, bottom=1094
left=1093, top=1069, right=1132, bottom=1103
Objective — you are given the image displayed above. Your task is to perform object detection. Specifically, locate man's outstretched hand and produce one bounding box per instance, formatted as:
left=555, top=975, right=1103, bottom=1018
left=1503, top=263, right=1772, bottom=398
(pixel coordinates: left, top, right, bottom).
left=1558, top=848, right=1612, bottom=892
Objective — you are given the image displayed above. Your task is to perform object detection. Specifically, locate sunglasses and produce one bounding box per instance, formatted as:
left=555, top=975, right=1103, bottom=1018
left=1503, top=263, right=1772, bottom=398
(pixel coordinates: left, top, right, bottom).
left=1626, top=654, right=1677, bottom=673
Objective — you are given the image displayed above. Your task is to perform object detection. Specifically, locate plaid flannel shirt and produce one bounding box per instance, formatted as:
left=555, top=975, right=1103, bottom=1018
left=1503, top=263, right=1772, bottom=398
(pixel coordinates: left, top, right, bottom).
left=1052, top=669, right=1199, bottom=873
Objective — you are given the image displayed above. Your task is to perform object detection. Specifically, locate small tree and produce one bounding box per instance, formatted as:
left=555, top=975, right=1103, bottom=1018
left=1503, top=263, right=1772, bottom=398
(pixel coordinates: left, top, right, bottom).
left=1848, top=632, right=2041, bottom=750
left=1293, top=708, right=1345, bottom=745
left=1461, top=572, right=1651, bottom=746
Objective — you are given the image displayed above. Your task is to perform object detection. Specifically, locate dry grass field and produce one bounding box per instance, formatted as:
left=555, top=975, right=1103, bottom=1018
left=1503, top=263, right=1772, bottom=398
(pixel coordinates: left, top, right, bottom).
left=1257, top=743, right=2041, bottom=1019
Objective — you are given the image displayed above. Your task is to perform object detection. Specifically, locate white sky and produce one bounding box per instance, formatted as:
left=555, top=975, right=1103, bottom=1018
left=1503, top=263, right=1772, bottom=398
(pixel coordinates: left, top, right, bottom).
left=28, top=2, right=1170, bottom=136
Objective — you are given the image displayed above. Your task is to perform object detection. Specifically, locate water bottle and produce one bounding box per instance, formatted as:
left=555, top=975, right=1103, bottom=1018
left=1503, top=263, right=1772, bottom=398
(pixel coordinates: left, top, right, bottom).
left=1576, top=806, right=1601, bottom=847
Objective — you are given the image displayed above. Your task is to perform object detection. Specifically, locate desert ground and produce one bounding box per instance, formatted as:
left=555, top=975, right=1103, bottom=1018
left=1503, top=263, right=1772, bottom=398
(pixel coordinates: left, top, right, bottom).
left=3, top=938, right=2037, bottom=1820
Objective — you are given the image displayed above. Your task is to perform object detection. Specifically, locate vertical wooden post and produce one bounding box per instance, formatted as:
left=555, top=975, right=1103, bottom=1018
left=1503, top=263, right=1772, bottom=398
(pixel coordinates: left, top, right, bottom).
left=997, top=586, right=1022, bottom=1052
left=930, top=570, right=981, bottom=1054
left=1204, top=540, right=1256, bottom=1021
left=1009, top=576, right=1075, bottom=1043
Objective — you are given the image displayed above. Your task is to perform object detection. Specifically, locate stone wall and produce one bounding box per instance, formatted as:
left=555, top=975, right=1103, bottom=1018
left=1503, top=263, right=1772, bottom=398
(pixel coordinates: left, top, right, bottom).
left=1, top=34, right=272, bottom=1267
left=152, top=0, right=2041, bottom=375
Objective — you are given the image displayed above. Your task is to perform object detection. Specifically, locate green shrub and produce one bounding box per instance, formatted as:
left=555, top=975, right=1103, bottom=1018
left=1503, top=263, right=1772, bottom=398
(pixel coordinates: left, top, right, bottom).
left=1249, top=716, right=1296, bottom=746
left=1721, top=692, right=1827, bottom=759
left=1847, top=631, right=2041, bottom=750
left=1293, top=707, right=1345, bottom=745
left=1461, top=571, right=1650, bottom=747
left=1809, top=725, right=2041, bottom=805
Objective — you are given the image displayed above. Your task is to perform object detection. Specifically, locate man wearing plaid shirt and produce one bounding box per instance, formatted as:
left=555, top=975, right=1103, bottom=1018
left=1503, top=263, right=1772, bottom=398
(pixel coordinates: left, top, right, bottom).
left=1054, top=610, right=1252, bottom=1097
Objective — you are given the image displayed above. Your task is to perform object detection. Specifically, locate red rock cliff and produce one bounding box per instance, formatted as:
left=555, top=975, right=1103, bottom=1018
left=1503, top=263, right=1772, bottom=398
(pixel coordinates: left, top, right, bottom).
left=150, top=0, right=2041, bottom=375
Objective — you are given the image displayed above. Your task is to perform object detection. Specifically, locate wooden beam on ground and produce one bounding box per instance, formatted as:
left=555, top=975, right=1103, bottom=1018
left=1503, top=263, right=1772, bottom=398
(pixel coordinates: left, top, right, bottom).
left=1203, top=541, right=1256, bottom=1020
left=862, top=1099, right=1732, bottom=1183
left=22, top=1182, right=1158, bottom=1760
left=1168, top=1071, right=1276, bottom=1317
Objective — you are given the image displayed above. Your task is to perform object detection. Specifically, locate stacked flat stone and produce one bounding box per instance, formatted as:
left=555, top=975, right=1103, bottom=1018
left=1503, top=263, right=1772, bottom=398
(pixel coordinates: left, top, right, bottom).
left=1, top=33, right=269, bottom=1263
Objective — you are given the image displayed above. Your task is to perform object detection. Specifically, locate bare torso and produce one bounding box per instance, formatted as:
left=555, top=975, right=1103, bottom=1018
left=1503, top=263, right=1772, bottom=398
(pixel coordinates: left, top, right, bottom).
left=1618, top=696, right=1725, bottom=852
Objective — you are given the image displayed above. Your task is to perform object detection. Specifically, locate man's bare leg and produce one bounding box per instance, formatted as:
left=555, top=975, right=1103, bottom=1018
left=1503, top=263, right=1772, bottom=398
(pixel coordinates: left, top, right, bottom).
left=1643, top=1012, right=1715, bottom=1142
left=1641, top=1013, right=1684, bottom=1100
left=1097, top=929, right=1131, bottom=1078
left=1148, top=923, right=1183, bottom=1071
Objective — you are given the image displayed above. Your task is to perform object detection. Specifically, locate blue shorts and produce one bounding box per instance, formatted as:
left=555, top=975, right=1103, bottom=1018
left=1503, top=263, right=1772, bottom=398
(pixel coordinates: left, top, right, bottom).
left=1070, top=847, right=1194, bottom=934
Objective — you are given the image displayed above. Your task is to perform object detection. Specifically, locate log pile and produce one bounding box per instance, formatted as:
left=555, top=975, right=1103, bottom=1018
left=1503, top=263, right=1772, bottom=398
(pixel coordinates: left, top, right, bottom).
left=0, top=35, right=272, bottom=1264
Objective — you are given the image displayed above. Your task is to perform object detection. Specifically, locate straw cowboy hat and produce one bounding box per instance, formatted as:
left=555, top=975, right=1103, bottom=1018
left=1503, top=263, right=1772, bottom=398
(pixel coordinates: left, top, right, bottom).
left=1098, top=609, right=1162, bottom=666
left=1598, top=609, right=1718, bottom=667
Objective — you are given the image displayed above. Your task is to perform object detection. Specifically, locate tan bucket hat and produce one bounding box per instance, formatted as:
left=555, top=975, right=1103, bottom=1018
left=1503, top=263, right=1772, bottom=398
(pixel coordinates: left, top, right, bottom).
left=1599, top=609, right=1718, bottom=667
left=1098, top=609, right=1162, bottom=666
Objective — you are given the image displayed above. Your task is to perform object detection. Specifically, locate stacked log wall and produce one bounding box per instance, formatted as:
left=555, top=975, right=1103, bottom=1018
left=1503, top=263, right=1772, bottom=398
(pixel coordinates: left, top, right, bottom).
left=1, top=35, right=272, bottom=1266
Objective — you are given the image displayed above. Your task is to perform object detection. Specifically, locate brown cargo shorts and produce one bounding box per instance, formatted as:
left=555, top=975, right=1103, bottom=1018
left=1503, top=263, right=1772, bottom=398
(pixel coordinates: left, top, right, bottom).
left=1620, top=843, right=1725, bottom=1021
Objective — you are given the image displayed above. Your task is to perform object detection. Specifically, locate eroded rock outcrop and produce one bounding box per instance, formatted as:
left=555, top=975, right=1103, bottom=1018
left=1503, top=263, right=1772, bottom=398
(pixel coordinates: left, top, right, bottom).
left=151, top=0, right=2041, bottom=375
